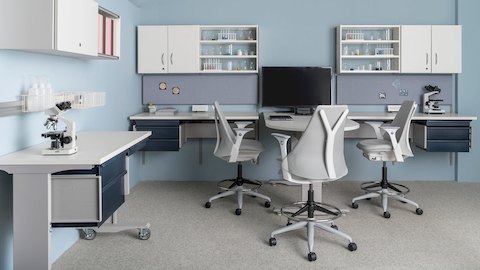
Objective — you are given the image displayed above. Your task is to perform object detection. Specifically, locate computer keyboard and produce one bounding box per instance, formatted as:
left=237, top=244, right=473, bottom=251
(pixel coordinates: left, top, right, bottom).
left=269, top=115, right=293, bottom=121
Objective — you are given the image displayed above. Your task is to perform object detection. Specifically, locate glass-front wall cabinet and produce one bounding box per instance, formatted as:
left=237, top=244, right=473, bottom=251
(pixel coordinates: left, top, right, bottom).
left=337, top=25, right=400, bottom=73
left=199, top=25, right=258, bottom=73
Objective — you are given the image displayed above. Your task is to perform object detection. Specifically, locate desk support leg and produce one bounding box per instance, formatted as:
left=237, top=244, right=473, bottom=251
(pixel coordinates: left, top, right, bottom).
left=13, top=173, right=51, bottom=270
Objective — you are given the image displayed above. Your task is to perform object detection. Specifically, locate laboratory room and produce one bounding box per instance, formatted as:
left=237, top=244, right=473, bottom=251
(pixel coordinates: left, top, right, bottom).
left=1, top=0, right=480, bottom=269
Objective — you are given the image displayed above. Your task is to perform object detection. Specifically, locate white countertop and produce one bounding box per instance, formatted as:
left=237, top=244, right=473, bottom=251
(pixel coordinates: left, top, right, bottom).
left=130, top=111, right=259, bottom=121
left=0, top=131, right=151, bottom=167
left=263, top=112, right=477, bottom=132
left=348, top=112, right=477, bottom=121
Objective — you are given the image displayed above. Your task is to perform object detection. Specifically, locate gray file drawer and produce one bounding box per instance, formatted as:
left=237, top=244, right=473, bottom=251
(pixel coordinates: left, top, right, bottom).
left=413, top=121, right=472, bottom=152
left=51, top=175, right=102, bottom=224
left=51, top=153, right=127, bottom=228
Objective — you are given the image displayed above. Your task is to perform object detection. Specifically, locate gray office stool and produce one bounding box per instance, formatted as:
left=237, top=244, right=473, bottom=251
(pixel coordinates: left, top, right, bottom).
left=269, top=105, right=357, bottom=261
left=204, top=101, right=271, bottom=215
left=351, top=100, right=423, bottom=218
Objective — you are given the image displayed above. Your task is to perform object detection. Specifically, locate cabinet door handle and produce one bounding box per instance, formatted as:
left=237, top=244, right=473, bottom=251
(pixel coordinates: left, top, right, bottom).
left=435, top=53, right=438, bottom=65
left=426, top=53, right=429, bottom=70
left=161, top=53, right=165, bottom=65
left=170, top=53, right=173, bottom=65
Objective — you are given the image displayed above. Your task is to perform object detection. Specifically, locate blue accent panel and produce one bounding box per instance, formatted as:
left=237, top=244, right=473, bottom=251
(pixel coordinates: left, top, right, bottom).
left=337, top=74, right=453, bottom=105
left=143, top=74, right=258, bottom=105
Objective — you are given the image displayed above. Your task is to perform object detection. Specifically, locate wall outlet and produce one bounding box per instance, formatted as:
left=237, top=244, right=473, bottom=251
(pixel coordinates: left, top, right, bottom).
left=378, top=92, right=387, bottom=99
left=399, top=89, right=408, bottom=96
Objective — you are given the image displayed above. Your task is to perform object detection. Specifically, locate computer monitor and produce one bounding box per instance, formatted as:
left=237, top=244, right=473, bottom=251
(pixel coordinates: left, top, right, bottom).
left=261, top=66, right=332, bottom=114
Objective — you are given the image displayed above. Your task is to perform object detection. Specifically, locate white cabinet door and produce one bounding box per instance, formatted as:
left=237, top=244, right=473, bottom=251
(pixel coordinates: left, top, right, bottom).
left=137, top=26, right=168, bottom=73
left=432, top=25, right=462, bottom=73
left=55, top=0, right=98, bottom=56
left=168, top=25, right=199, bottom=73
left=401, top=25, right=431, bottom=73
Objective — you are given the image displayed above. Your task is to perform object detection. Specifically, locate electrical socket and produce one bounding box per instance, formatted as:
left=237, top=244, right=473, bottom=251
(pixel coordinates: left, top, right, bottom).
left=378, top=92, right=387, bottom=99
left=399, top=89, right=408, bottom=96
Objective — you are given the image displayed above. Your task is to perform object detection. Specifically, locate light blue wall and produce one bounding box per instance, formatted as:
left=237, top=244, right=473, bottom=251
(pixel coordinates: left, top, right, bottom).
left=136, top=0, right=480, bottom=183
left=1, top=0, right=479, bottom=269
left=0, top=1, right=141, bottom=269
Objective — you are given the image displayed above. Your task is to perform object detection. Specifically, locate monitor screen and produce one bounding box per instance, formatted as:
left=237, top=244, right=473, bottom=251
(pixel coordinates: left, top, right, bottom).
left=261, top=67, right=332, bottom=108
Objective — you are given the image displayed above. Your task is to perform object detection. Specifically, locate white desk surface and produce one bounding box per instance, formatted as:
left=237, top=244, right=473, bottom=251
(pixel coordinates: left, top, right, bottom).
left=264, top=112, right=477, bottom=132
left=0, top=131, right=151, bottom=167
left=348, top=112, right=477, bottom=121
left=263, top=112, right=360, bottom=132
left=130, top=111, right=259, bottom=121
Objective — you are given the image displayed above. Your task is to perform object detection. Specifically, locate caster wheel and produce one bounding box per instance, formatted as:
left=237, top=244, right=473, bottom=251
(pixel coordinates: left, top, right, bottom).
left=331, top=224, right=338, bottom=230
left=138, top=228, right=151, bottom=240
left=416, top=208, right=423, bottom=215
left=264, top=201, right=271, bottom=208
left=83, top=229, right=96, bottom=240
left=205, top=202, right=211, bottom=208
left=348, top=242, right=357, bottom=251
left=269, top=237, right=277, bottom=246
left=383, top=211, right=391, bottom=219
left=366, top=198, right=371, bottom=200
left=351, top=202, right=358, bottom=209
left=308, top=252, right=317, bottom=262
left=235, top=208, right=242, bottom=215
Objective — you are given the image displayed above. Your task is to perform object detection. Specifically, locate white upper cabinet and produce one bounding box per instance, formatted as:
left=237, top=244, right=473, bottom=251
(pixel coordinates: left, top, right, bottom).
left=431, top=25, right=462, bottom=73
left=168, top=26, right=200, bottom=73
left=138, top=25, right=259, bottom=74
left=56, top=0, right=98, bottom=56
left=137, top=26, right=168, bottom=73
left=400, top=25, right=431, bottom=73
left=0, top=0, right=120, bottom=59
left=137, top=25, right=199, bottom=74
left=401, top=25, right=461, bottom=73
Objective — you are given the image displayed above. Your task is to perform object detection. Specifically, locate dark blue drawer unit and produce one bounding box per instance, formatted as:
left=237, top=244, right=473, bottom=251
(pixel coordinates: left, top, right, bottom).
left=412, top=120, right=471, bottom=152
left=51, top=153, right=127, bottom=228
left=132, top=120, right=181, bottom=151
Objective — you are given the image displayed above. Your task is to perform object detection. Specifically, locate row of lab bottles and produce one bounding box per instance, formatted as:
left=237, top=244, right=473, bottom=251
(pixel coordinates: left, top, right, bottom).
left=344, top=29, right=392, bottom=41
left=25, top=76, right=54, bottom=111
left=203, top=59, right=222, bottom=71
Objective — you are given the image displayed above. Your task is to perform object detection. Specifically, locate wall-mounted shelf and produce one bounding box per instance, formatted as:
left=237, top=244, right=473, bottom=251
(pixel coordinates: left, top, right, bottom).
left=0, top=101, right=23, bottom=117
left=199, top=25, right=258, bottom=73
left=0, top=92, right=105, bottom=118
left=337, top=25, right=401, bottom=73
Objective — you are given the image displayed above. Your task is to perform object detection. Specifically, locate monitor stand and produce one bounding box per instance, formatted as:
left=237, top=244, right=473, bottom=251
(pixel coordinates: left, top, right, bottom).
left=294, top=107, right=313, bottom=115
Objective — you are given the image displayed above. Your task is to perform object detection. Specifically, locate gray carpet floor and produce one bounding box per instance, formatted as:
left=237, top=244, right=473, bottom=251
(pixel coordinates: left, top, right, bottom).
left=53, top=181, right=480, bottom=270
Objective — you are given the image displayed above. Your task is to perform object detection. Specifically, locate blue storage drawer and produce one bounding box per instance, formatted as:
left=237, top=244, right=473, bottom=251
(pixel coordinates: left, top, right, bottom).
left=412, top=121, right=472, bottom=152
left=131, top=120, right=181, bottom=151
left=427, top=127, right=470, bottom=140
left=425, top=140, right=470, bottom=152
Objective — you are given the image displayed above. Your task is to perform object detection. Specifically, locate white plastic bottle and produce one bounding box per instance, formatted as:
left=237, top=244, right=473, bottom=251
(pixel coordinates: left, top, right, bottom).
left=28, top=77, right=39, bottom=111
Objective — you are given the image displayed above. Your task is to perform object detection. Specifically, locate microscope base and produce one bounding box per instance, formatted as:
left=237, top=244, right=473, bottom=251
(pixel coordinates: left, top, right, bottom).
left=42, top=146, right=78, bottom=155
